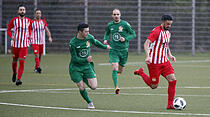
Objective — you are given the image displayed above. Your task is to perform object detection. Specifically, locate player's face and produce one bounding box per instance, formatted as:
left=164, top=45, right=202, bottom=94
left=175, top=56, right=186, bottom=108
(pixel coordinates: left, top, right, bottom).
left=35, top=10, right=42, bottom=20
left=18, top=6, right=26, bottom=17
left=81, top=28, right=89, bottom=38
left=112, top=10, right=121, bottom=22
left=163, top=20, right=173, bottom=30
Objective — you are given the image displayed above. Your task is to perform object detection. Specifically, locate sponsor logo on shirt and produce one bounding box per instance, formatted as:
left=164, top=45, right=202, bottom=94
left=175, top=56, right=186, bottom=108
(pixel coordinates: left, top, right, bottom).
left=76, top=46, right=80, bottom=48
left=79, top=49, right=88, bottom=57
left=113, top=33, right=121, bottom=41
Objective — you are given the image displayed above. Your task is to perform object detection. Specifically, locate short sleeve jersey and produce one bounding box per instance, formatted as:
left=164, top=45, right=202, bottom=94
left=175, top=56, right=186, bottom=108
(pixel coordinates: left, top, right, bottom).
left=31, top=19, right=48, bottom=45
left=147, top=26, right=171, bottom=64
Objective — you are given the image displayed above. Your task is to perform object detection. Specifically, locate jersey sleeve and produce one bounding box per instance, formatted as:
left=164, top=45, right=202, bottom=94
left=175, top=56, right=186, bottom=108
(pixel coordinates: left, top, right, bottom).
left=42, top=19, right=48, bottom=27
left=7, top=18, right=14, bottom=38
left=69, top=43, right=87, bottom=64
left=124, top=22, right=136, bottom=41
left=90, top=35, right=107, bottom=49
left=104, top=24, right=110, bottom=41
left=147, top=28, right=161, bottom=42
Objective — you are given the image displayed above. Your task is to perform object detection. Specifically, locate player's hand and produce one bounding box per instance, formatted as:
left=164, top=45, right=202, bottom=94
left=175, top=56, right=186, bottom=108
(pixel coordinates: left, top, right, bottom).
left=169, top=55, right=176, bottom=63
left=145, top=56, right=151, bottom=64
left=120, top=37, right=125, bottom=42
left=106, top=45, right=112, bottom=50
left=11, top=36, right=16, bottom=41
left=104, top=40, right=108, bottom=45
left=29, top=36, right=33, bottom=40
left=87, top=56, right=93, bottom=62
left=49, top=37, right=53, bottom=43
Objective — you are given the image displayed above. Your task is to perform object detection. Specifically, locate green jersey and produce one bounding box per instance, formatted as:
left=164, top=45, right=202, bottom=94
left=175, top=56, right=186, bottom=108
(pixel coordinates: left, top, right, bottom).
left=69, top=34, right=107, bottom=67
left=104, top=20, right=136, bottom=50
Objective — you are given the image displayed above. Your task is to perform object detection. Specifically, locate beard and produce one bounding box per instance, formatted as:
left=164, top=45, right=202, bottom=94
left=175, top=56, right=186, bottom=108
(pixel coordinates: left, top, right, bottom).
left=19, top=13, right=25, bottom=17
left=164, top=27, right=169, bottom=30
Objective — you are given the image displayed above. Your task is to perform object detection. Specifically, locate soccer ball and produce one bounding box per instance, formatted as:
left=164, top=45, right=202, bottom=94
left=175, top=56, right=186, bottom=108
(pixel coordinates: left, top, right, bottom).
left=173, top=97, right=186, bottom=110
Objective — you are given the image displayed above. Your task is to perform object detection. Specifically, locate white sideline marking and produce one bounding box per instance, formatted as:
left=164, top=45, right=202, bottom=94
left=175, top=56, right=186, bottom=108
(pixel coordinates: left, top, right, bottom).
left=98, top=60, right=210, bottom=66
left=0, top=102, right=210, bottom=116
left=45, top=91, right=210, bottom=97
left=1, top=86, right=210, bottom=94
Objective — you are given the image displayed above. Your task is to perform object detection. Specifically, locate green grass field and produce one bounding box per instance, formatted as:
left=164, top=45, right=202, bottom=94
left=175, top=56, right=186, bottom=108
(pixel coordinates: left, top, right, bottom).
left=0, top=52, right=210, bottom=117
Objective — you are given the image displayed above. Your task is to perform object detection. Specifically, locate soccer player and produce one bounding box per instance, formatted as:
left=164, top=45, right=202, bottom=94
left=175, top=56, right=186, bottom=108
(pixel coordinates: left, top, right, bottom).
left=7, top=4, right=31, bottom=86
left=134, top=15, right=177, bottom=109
left=69, top=23, right=111, bottom=109
left=104, top=9, right=136, bottom=94
left=31, top=9, right=52, bottom=73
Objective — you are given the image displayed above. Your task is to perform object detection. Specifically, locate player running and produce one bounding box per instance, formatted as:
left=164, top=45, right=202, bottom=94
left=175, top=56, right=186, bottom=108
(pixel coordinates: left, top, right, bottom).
left=69, top=23, right=111, bottom=109
left=7, top=4, right=31, bottom=86
left=30, top=9, right=52, bottom=73
left=104, top=9, right=136, bottom=94
left=134, top=15, right=177, bottom=109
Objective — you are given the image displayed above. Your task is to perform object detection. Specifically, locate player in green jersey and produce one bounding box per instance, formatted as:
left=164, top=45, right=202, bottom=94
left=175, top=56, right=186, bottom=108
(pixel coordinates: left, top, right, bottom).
left=69, top=23, right=111, bottom=109
left=104, top=9, right=136, bottom=94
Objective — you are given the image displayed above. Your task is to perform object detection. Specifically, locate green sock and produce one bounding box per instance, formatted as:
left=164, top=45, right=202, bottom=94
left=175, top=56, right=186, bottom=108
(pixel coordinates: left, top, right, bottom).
left=79, top=89, right=92, bottom=104
left=112, top=70, right=119, bottom=88
left=83, top=78, right=91, bottom=88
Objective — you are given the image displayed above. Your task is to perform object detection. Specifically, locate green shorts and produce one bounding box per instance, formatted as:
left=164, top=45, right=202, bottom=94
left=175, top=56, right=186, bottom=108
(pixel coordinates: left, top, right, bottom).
left=109, top=49, right=128, bottom=67
left=69, top=62, right=96, bottom=83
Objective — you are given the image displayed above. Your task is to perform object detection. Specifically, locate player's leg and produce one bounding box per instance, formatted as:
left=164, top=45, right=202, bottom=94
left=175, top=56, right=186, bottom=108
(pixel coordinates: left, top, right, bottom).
left=118, top=50, right=128, bottom=74
left=109, top=50, right=120, bottom=94
left=76, top=80, right=94, bottom=109
left=69, top=68, right=94, bottom=109
left=87, top=78, right=97, bottom=90
left=12, top=47, right=18, bottom=82
left=162, top=62, right=176, bottom=109
left=134, top=64, right=160, bottom=89
left=38, top=44, right=44, bottom=66
left=32, top=44, right=41, bottom=73
left=16, top=47, right=28, bottom=86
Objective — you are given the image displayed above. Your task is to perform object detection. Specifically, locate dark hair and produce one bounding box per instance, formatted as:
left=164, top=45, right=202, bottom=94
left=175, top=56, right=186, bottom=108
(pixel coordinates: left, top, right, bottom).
left=161, top=15, right=173, bottom=21
left=35, top=8, right=41, bottom=13
left=77, top=23, right=89, bottom=32
left=17, top=4, right=26, bottom=10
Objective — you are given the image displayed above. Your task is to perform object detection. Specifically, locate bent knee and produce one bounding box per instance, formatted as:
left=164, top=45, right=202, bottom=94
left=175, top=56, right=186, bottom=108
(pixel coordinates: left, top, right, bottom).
left=151, top=84, right=158, bottom=89
left=90, top=85, right=97, bottom=90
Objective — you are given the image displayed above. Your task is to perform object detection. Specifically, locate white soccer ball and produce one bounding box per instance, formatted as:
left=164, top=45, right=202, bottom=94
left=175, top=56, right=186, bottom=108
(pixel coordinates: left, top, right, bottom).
left=173, top=97, right=186, bottom=110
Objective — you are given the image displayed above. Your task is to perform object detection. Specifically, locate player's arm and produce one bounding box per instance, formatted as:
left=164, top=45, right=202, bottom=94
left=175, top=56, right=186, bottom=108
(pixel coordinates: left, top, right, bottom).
left=124, top=23, right=136, bottom=41
left=90, top=37, right=111, bottom=50
left=69, top=44, right=88, bottom=64
left=167, top=46, right=176, bottom=63
left=7, top=19, right=15, bottom=41
left=103, top=24, right=110, bottom=45
left=29, top=20, right=32, bottom=40
left=45, top=26, right=52, bottom=43
left=144, top=39, right=152, bottom=64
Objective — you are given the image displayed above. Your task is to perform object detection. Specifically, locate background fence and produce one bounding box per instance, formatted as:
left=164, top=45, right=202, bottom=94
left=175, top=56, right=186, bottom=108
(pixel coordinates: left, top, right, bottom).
left=1, top=0, right=210, bottom=54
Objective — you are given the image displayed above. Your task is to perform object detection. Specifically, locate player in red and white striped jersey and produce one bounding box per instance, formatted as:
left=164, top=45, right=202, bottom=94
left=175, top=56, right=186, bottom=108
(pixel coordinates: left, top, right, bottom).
left=30, top=9, right=52, bottom=73
left=134, top=15, right=177, bottom=109
left=7, top=4, right=31, bottom=86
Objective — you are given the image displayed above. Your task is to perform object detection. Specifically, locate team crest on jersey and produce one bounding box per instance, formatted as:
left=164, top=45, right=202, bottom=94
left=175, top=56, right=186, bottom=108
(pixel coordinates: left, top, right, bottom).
left=118, top=26, right=123, bottom=32
left=86, top=41, right=90, bottom=47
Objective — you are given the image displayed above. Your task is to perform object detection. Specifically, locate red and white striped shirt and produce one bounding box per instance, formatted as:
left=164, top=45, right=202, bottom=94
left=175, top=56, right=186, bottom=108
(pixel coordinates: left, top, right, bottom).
left=7, top=17, right=31, bottom=48
left=148, top=26, right=171, bottom=64
left=31, top=19, right=47, bottom=45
